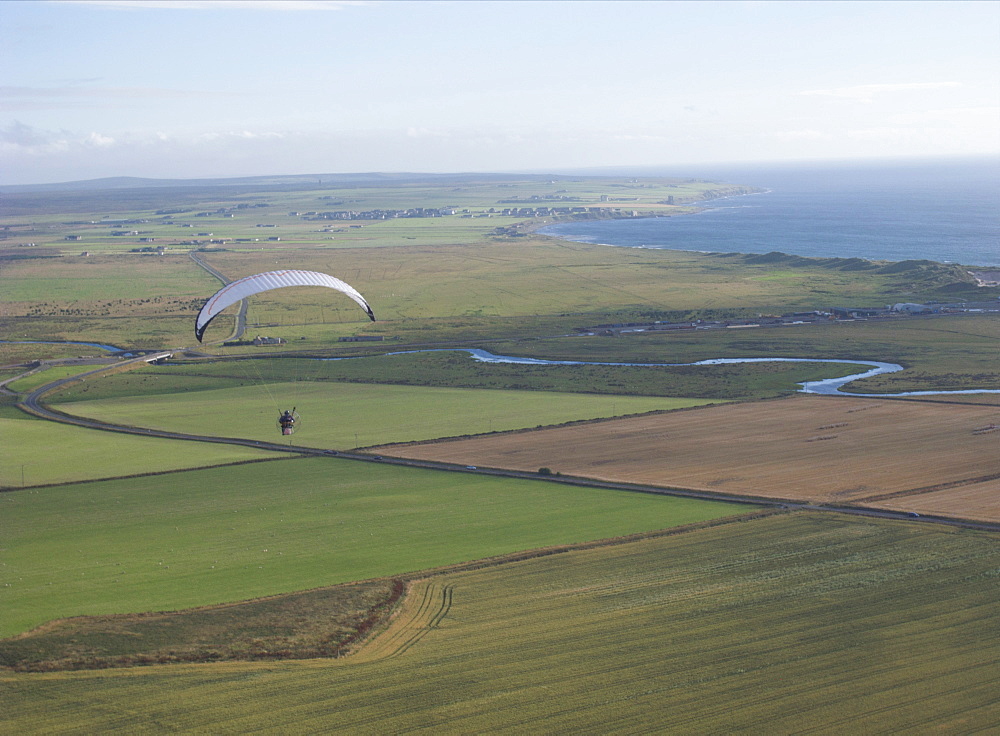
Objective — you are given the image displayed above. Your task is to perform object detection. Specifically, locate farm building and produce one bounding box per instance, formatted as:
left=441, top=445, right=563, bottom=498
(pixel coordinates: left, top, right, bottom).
left=253, top=335, right=286, bottom=346
left=891, top=303, right=933, bottom=313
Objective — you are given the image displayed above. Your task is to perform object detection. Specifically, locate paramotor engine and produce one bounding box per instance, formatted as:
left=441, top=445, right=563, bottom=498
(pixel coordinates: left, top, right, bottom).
left=278, top=408, right=299, bottom=436
left=194, top=269, right=375, bottom=343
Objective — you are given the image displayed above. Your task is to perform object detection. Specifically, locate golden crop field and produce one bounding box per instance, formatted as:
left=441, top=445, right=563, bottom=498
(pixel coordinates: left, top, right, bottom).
left=379, top=395, right=1000, bottom=520
left=873, top=479, right=1000, bottom=522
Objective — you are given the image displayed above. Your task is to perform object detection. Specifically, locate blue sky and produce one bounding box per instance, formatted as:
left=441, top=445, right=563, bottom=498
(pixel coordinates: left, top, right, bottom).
left=2, top=0, right=998, bottom=184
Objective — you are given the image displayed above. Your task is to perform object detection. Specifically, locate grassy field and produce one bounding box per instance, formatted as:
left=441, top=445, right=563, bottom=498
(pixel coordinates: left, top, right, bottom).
left=502, top=313, right=1000, bottom=396
left=0, top=577, right=403, bottom=670
left=0, top=412, right=285, bottom=487
left=4, top=239, right=987, bottom=349
left=0, top=174, right=729, bottom=232
left=3, top=174, right=999, bottom=731
left=0, top=252, right=1000, bottom=397
left=4, top=364, right=109, bottom=394
left=54, top=380, right=720, bottom=449
left=0, top=174, right=724, bottom=264
left=44, top=351, right=866, bottom=403
left=189, top=242, right=979, bottom=331
left=0, top=341, right=116, bottom=366
left=0, top=457, right=747, bottom=639
left=2, top=513, right=997, bottom=733
left=382, top=394, right=1000, bottom=517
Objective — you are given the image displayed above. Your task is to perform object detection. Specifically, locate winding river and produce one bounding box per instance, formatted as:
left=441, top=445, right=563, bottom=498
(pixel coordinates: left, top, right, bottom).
left=1, top=339, right=122, bottom=352
left=6, top=341, right=998, bottom=398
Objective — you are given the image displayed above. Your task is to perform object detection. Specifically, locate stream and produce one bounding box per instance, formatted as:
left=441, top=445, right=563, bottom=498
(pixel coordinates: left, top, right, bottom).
left=377, top=348, right=1000, bottom=398
left=5, top=341, right=997, bottom=398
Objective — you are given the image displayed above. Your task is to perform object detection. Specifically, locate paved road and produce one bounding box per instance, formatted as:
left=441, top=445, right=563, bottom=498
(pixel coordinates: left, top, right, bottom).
left=9, top=259, right=998, bottom=528
left=14, top=357, right=1000, bottom=534
left=189, top=251, right=247, bottom=342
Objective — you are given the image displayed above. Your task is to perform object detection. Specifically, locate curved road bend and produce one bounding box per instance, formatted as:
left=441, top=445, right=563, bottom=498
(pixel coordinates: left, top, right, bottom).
left=15, top=358, right=1000, bottom=534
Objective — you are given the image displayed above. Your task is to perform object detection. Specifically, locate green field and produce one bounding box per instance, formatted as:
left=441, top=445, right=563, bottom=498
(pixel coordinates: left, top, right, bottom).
left=503, top=313, right=1000, bottom=395
left=0, top=413, right=284, bottom=488
left=43, top=350, right=863, bottom=405
left=177, top=242, right=979, bottom=332
left=4, top=208, right=986, bottom=350
left=0, top=176, right=719, bottom=263
left=0, top=576, right=403, bottom=670
left=3, top=173, right=999, bottom=732
left=0, top=457, right=747, bottom=639
left=54, top=380, right=719, bottom=449
left=5, top=364, right=109, bottom=394
left=2, top=513, right=996, bottom=733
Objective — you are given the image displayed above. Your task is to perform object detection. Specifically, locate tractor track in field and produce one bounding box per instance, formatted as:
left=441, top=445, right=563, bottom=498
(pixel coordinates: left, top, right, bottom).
left=354, top=582, right=454, bottom=662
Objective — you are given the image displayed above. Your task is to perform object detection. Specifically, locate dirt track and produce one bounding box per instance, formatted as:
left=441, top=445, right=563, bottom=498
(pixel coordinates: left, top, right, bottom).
left=378, top=395, right=1000, bottom=521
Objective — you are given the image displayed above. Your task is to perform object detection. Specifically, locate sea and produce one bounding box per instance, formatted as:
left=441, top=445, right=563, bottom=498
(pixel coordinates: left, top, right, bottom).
left=539, top=157, right=1000, bottom=268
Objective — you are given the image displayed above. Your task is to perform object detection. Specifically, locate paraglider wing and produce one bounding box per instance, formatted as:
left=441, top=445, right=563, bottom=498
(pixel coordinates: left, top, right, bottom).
left=194, top=269, right=375, bottom=342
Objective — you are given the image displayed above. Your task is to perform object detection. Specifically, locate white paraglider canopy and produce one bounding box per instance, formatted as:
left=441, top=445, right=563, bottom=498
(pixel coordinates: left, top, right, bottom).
left=194, top=269, right=375, bottom=342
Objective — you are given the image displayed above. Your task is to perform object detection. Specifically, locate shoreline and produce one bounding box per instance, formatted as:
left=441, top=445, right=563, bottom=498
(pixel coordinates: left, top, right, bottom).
left=516, top=184, right=761, bottom=237
left=534, top=214, right=998, bottom=282
left=538, top=217, right=1000, bottom=273
left=532, top=175, right=1000, bottom=269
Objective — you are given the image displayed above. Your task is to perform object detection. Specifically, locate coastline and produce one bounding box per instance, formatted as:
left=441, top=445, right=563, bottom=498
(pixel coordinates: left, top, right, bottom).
left=527, top=184, right=764, bottom=248
left=516, top=184, right=762, bottom=237
left=533, top=160, right=1000, bottom=269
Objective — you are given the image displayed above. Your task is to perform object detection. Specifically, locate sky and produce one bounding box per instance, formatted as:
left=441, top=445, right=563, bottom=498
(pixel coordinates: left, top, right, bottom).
left=2, top=0, right=998, bottom=185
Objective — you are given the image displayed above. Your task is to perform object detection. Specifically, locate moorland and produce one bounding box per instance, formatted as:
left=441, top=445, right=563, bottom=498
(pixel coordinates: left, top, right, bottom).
left=1, top=172, right=998, bottom=733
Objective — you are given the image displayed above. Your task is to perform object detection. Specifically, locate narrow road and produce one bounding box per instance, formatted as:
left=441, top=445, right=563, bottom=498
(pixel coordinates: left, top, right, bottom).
left=189, top=251, right=247, bottom=342
left=14, top=358, right=1000, bottom=533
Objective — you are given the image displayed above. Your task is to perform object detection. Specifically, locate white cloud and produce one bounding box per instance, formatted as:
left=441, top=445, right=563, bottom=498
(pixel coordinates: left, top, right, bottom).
left=772, top=129, right=829, bottom=142
left=610, top=133, right=673, bottom=143
left=798, top=82, right=963, bottom=103
left=0, top=85, right=218, bottom=113
left=2, top=117, right=997, bottom=186
left=85, top=132, right=115, bottom=147
left=1, top=122, right=120, bottom=154
left=844, top=127, right=930, bottom=143
left=196, top=130, right=286, bottom=141
left=405, top=127, right=449, bottom=139
left=0, top=85, right=212, bottom=99
left=0, top=121, right=59, bottom=147
left=798, top=82, right=963, bottom=102
left=894, top=105, right=1000, bottom=126
left=48, top=0, right=371, bottom=10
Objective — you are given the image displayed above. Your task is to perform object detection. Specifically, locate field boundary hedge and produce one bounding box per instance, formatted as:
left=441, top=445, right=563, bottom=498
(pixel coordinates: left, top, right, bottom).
left=0, top=455, right=302, bottom=493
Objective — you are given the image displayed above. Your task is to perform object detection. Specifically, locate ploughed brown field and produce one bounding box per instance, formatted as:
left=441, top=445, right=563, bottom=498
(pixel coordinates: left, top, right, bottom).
left=378, top=395, right=1000, bottom=522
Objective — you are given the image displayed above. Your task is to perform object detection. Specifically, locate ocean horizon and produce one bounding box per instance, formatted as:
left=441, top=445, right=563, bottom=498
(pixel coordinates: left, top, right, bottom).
left=540, top=157, right=1000, bottom=268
